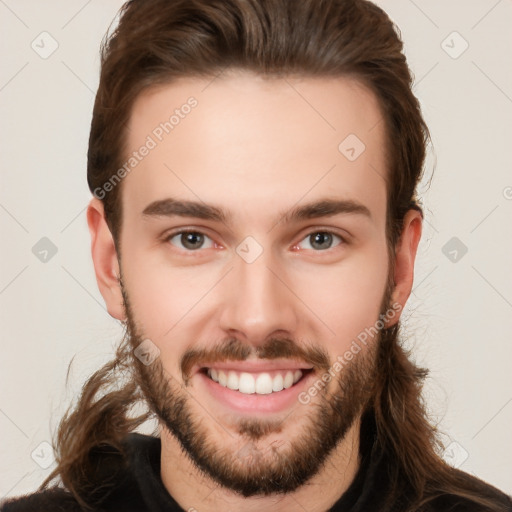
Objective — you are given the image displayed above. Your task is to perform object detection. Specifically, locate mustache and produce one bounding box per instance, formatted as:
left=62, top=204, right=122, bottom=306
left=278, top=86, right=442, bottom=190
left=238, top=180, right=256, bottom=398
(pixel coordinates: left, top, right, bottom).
left=181, top=337, right=331, bottom=381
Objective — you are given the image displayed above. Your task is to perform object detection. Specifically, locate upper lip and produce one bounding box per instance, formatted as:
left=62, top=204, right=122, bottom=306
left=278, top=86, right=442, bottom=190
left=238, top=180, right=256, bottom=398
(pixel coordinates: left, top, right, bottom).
left=193, top=359, right=314, bottom=374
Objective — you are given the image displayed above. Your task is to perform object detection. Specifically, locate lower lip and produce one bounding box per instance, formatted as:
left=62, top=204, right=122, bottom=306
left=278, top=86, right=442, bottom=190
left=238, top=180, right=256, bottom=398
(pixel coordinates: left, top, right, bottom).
left=196, top=371, right=315, bottom=414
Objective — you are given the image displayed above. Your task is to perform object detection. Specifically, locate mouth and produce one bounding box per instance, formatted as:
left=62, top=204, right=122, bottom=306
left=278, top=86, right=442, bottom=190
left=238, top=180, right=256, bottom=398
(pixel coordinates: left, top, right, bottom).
left=204, top=367, right=307, bottom=395
left=194, top=361, right=315, bottom=414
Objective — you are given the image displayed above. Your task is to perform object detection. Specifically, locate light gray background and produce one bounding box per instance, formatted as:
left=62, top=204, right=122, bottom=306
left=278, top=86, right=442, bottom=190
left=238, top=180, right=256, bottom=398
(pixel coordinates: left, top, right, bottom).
left=1, top=0, right=511, bottom=500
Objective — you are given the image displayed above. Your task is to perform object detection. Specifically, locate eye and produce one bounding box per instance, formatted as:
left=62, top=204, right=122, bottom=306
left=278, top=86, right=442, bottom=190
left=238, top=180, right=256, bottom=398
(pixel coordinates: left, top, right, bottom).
left=296, top=231, right=345, bottom=251
left=166, top=230, right=215, bottom=251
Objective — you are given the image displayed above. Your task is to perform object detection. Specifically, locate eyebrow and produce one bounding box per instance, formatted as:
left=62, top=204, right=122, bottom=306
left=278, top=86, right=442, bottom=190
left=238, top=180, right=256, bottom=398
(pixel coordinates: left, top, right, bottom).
left=141, top=197, right=372, bottom=224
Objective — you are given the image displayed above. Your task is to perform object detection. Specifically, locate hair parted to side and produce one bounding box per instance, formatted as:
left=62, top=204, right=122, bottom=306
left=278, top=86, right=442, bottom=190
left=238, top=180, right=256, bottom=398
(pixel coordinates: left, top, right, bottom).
left=40, top=0, right=507, bottom=511
left=88, top=0, right=427, bottom=252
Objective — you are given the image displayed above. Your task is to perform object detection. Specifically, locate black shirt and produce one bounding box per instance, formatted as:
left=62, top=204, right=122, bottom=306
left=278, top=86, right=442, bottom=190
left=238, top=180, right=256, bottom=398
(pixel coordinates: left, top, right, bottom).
left=2, top=414, right=511, bottom=512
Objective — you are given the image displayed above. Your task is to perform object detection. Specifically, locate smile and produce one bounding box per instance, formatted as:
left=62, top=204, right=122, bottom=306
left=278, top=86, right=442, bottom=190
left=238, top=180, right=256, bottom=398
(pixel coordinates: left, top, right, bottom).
left=195, top=360, right=315, bottom=414
left=207, top=368, right=303, bottom=395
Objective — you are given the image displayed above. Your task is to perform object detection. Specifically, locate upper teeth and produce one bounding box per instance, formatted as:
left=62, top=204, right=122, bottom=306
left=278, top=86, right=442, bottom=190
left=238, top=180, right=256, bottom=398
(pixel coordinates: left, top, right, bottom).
left=207, top=369, right=303, bottom=395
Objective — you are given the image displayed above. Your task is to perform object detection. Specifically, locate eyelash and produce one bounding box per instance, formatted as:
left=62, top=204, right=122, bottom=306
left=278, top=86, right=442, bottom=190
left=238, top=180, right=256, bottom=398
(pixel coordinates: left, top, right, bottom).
left=163, top=228, right=348, bottom=254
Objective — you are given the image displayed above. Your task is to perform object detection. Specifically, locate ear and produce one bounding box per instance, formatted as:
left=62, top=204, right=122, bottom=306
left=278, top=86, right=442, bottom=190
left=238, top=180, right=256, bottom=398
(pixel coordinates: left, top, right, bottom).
left=386, top=209, right=422, bottom=327
left=87, top=198, right=126, bottom=321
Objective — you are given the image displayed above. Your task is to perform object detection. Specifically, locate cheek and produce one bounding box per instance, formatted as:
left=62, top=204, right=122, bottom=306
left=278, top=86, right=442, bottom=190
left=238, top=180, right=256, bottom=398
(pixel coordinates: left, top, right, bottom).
left=120, top=248, right=207, bottom=347
left=122, top=266, right=208, bottom=379
left=291, top=247, right=389, bottom=354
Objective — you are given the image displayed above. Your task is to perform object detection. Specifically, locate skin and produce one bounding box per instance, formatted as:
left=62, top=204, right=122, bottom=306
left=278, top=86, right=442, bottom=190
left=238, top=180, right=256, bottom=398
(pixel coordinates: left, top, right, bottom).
left=87, top=71, right=422, bottom=512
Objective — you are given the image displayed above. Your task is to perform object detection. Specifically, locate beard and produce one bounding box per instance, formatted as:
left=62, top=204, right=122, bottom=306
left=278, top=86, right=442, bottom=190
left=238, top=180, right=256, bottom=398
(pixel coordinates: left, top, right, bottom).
left=120, top=277, right=394, bottom=497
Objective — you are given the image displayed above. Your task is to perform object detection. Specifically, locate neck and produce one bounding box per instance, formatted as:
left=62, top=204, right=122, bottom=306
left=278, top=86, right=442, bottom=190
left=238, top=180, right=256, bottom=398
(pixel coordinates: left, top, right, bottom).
left=160, top=417, right=362, bottom=512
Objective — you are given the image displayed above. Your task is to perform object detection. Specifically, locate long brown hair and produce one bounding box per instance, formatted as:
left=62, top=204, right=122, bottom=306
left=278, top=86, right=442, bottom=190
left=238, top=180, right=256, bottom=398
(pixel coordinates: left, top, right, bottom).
left=41, top=0, right=507, bottom=510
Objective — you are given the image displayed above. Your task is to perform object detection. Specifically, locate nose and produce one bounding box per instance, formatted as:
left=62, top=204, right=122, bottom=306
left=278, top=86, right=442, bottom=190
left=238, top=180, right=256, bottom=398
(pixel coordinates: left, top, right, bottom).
left=218, top=246, right=299, bottom=347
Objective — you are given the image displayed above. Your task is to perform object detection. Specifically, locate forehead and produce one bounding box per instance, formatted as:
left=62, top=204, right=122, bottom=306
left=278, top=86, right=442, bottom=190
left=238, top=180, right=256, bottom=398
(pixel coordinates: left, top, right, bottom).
left=122, top=71, right=388, bottom=229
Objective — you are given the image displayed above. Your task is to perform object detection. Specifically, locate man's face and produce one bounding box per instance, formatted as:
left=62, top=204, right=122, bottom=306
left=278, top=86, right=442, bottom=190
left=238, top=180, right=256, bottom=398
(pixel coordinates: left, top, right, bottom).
left=117, top=71, right=392, bottom=494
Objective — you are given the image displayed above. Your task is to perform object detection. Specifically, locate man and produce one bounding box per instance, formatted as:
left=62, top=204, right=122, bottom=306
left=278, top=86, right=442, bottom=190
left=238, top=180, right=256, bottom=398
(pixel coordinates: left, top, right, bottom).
left=2, top=0, right=510, bottom=511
